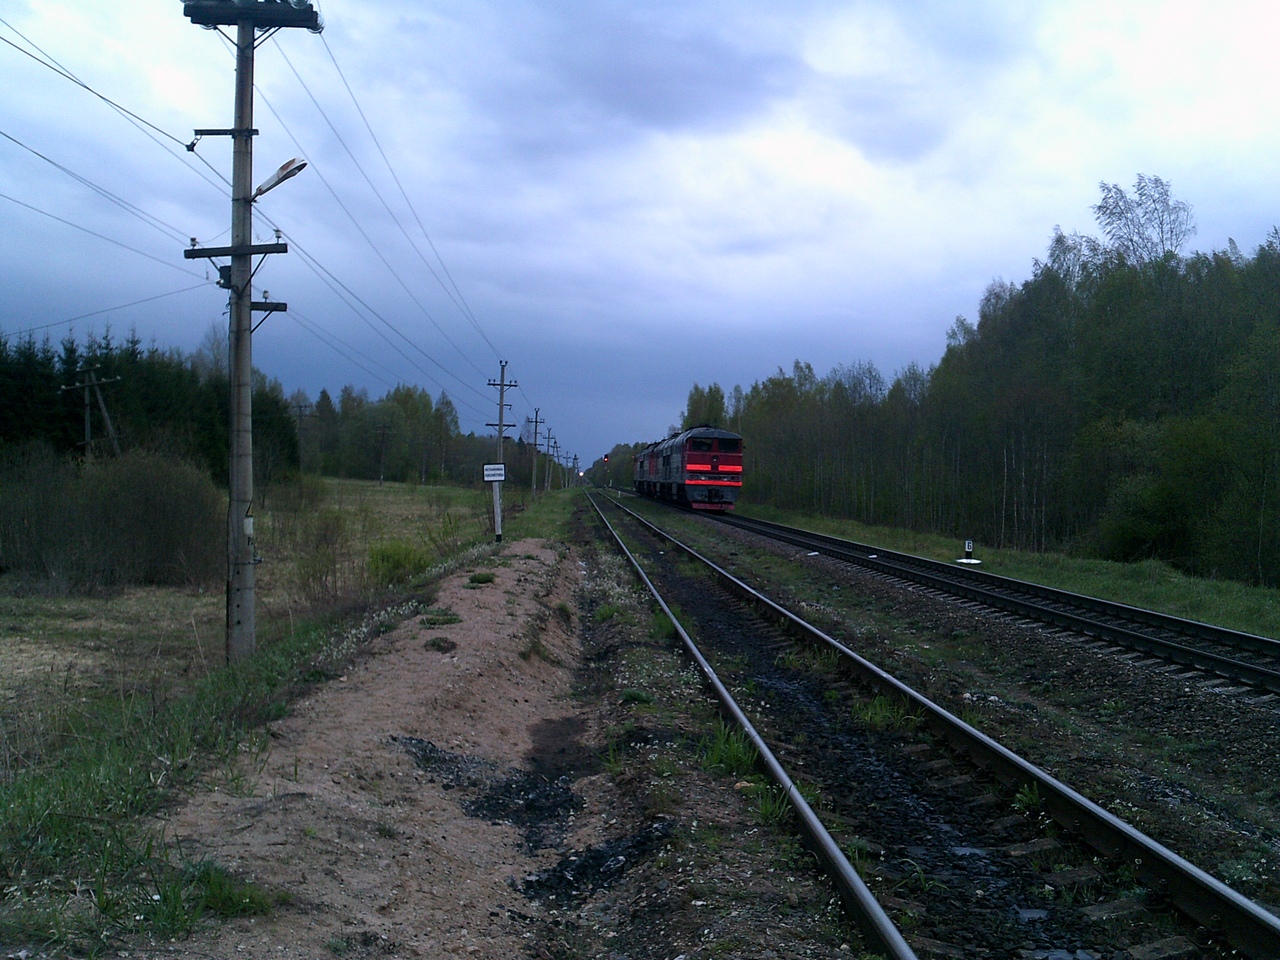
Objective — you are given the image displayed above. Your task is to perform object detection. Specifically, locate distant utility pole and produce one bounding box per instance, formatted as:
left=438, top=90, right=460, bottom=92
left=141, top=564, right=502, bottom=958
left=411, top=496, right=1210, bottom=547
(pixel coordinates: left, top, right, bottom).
left=374, top=423, right=390, bottom=484
left=526, top=408, right=543, bottom=495
left=182, top=0, right=321, bottom=666
left=290, top=399, right=313, bottom=474
left=543, top=430, right=554, bottom=492
left=61, top=366, right=121, bottom=458
left=486, top=361, right=516, bottom=541
left=572, top=454, right=579, bottom=486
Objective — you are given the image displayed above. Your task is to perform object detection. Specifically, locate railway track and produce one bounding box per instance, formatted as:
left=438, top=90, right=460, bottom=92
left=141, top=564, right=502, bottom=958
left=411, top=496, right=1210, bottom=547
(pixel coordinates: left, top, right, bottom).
left=589, top=492, right=1280, bottom=958
left=712, top=511, right=1280, bottom=697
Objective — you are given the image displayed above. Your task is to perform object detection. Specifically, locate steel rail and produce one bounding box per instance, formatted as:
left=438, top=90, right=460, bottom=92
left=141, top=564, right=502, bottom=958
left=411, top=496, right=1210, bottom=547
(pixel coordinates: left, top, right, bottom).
left=715, top=513, right=1280, bottom=695
left=586, top=493, right=919, bottom=960
left=607, top=494, right=1280, bottom=958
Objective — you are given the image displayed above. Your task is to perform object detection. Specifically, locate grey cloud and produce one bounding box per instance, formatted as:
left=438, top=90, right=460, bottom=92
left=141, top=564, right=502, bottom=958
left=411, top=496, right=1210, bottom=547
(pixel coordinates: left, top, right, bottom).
left=429, top=1, right=808, bottom=163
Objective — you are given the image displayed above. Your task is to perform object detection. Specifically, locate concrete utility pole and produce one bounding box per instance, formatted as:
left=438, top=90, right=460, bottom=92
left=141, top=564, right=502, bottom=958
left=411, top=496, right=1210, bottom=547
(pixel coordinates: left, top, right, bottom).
left=182, top=0, right=320, bottom=665
left=486, top=361, right=516, bottom=541
left=526, top=408, right=543, bottom=495
left=543, top=430, right=554, bottom=492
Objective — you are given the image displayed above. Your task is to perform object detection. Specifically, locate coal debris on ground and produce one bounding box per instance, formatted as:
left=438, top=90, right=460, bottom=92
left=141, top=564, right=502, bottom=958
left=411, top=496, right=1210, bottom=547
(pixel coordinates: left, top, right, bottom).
left=520, top=821, right=674, bottom=902
left=394, top=735, right=585, bottom=849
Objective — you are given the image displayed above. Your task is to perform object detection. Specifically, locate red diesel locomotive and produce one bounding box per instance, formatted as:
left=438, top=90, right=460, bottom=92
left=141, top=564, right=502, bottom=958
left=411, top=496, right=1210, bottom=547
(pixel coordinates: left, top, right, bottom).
left=633, top=426, right=743, bottom=511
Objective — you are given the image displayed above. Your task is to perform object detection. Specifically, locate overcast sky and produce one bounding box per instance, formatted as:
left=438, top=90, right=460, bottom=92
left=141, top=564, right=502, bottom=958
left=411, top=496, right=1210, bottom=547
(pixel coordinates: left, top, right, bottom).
left=3, top=1, right=1280, bottom=464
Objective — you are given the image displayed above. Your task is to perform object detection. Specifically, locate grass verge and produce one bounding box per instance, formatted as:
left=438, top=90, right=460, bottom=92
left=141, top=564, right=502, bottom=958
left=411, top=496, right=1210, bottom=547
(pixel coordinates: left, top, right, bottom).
left=732, top=501, right=1280, bottom=638
left=0, top=599, right=414, bottom=953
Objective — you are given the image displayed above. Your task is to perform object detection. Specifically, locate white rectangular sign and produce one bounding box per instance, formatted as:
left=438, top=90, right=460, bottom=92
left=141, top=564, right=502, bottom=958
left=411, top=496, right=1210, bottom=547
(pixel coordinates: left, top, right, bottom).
left=483, top=463, right=506, bottom=482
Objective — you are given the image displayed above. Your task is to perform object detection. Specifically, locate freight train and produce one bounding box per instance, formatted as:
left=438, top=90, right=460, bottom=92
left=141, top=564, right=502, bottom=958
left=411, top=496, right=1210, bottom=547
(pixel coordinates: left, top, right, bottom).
left=633, top=426, right=743, bottom=511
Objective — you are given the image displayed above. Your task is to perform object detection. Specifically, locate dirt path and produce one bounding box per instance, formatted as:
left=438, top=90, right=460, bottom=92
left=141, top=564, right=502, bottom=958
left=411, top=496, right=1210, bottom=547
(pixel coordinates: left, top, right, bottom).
left=145, top=539, right=585, bottom=959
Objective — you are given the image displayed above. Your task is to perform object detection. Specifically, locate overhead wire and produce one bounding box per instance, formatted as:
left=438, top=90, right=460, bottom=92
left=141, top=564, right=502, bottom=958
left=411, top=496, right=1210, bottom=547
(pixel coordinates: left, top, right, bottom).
left=252, top=86, right=491, bottom=406
left=0, top=16, right=478, bottom=421
left=302, top=34, right=564, bottom=445
left=0, top=129, right=191, bottom=245
left=316, top=34, right=503, bottom=360
left=285, top=308, right=399, bottom=390
left=268, top=42, right=488, bottom=379
left=0, top=190, right=206, bottom=278
left=253, top=210, right=489, bottom=418
left=227, top=24, right=554, bottom=439
left=0, top=17, right=231, bottom=197
left=2, top=14, right=560, bottom=445
left=0, top=282, right=212, bottom=340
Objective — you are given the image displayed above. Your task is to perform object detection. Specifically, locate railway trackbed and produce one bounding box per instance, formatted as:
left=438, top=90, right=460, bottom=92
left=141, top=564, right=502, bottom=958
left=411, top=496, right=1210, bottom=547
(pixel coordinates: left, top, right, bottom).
left=714, top=511, right=1280, bottom=698
left=588, top=492, right=1280, bottom=958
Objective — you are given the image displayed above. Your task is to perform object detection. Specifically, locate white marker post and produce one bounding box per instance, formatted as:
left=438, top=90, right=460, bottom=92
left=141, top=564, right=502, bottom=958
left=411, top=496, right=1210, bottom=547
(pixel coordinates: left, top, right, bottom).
left=484, top=463, right=506, bottom=542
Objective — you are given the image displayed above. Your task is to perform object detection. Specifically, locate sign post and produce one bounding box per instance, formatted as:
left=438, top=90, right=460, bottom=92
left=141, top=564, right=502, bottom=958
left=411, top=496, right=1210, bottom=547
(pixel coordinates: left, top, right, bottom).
left=484, top=463, right=506, bottom=542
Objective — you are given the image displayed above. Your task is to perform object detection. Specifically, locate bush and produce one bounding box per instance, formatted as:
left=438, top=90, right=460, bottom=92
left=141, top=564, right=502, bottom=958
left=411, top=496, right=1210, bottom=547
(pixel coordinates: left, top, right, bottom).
left=292, top=507, right=347, bottom=603
left=0, top=443, right=223, bottom=590
left=368, top=539, right=434, bottom=587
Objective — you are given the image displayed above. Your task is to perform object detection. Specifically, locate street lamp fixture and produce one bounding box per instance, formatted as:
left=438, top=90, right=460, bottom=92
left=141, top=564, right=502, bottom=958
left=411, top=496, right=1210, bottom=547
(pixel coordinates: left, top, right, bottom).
left=252, top=157, right=307, bottom=201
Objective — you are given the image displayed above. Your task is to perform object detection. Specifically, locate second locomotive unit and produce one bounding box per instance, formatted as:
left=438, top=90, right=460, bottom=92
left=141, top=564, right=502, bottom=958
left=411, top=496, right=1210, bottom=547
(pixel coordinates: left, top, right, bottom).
left=634, top=426, right=743, bottom=511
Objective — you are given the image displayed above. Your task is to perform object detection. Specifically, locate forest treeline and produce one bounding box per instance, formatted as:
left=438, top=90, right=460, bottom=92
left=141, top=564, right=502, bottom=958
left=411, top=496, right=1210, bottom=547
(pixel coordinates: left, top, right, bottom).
left=597, top=178, right=1280, bottom=587
left=0, top=327, right=555, bottom=495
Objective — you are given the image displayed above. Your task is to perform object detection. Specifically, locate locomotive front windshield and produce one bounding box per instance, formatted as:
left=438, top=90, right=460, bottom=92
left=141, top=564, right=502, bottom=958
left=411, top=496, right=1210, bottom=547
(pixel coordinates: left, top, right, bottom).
left=689, top=437, right=740, bottom=453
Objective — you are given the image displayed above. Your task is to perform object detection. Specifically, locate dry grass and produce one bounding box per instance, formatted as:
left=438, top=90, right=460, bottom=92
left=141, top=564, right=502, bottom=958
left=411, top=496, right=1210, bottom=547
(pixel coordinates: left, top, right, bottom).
left=0, top=478, right=492, bottom=755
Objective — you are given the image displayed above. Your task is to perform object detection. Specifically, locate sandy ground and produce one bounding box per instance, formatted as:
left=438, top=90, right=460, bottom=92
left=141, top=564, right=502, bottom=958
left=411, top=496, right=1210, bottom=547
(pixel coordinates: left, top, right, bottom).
left=139, top=539, right=584, bottom=959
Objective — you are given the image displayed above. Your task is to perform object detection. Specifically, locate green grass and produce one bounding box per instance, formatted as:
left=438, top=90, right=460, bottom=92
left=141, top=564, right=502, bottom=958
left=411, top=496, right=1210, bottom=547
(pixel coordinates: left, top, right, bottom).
left=504, top=488, right=578, bottom=540
left=851, top=694, right=924, bottom=732
left=753, top=783, right=791, bottom=827
left=369, top=539, right=435, bottom=586
left=0, top=607, right=385, bottom=949
left=418, top=607, right=462, bottom=628
left=700, top=719, right=758, bottom=777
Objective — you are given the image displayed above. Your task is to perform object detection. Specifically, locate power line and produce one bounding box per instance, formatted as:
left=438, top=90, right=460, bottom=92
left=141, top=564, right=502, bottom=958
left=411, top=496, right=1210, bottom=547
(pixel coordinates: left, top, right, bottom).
left=0, top=129, right=191, bottom=244
left=256, top=76, right=487, bottom=380
left=317, top=34, right=503, bottom=360
left=0, top=21, right=187, bottom=150
left=0, top=18, right=231, bottom=196
left=0, top=190, right=206, bottom=278
left=0, top=13, right=550, bottom=442
left=220, top=23, right=548, bottom=437
left=258, top=219, right=490, bottom=417
left=284, top=308, right=399, bottom=389
left=0, top=282, right=212, bottom=340
left=250, top=97, right=493, bottom=409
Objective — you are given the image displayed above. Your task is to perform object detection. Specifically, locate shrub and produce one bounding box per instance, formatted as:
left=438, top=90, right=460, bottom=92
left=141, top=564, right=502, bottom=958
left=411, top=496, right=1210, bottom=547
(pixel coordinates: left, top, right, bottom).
left=0, top=443, right=223, bottom=590
left=293, top=508, right=348, bottom=603
left=368, top=539, right=434, bottom=587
